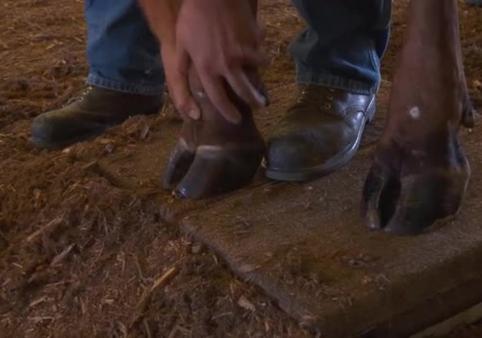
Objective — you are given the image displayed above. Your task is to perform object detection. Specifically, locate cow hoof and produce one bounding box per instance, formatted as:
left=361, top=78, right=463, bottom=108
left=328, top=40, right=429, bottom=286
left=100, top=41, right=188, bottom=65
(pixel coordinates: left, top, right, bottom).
left=164, top=140, right=264, bottom=199
left=362, top=135, right=470, bottom=235
left=174, top=146, right=264, bottom=199
left=163, top=66, right=266, bottom=199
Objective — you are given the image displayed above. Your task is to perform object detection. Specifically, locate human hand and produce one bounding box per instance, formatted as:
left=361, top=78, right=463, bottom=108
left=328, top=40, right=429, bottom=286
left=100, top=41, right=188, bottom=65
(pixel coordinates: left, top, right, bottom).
left=170, top=0, right=267, bottom=123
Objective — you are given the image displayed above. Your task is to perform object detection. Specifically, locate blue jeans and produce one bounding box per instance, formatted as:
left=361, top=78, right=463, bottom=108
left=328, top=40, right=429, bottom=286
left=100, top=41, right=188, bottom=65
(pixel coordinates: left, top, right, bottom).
left=85, top=0, right=391, bottom=96
left=85, top=0, right=164, bottom=95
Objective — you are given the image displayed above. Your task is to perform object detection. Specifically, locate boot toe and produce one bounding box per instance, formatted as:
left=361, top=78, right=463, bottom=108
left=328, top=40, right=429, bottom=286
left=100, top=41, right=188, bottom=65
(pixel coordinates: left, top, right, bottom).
left=267, top=134, right=323, bottom=172
left=31, top=110, right=105, bottom=149
left=31, top=113, right=58, bottom=147
left=265, top=123, right=361, bottom=181
left=30, top=87, right=164, bottom=149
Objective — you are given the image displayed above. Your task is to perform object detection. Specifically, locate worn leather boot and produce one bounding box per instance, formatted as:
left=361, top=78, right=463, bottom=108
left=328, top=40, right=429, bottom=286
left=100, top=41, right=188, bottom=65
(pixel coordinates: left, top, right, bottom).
left=163, top=68, right=265, bottom=199
left=266, top=85, right=375, bottom=181
left=31, top=87, right=163, bottom=149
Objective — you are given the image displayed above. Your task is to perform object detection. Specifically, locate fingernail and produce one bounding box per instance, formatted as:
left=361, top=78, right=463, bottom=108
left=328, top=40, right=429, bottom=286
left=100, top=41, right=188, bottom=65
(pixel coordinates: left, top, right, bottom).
left=188, top=107, right=200, bottom=120
left=264, top=95, right=270, bottom=106
left=229, top=113, right=242, bottom=124
left=254, top=90, right=268, bottom=107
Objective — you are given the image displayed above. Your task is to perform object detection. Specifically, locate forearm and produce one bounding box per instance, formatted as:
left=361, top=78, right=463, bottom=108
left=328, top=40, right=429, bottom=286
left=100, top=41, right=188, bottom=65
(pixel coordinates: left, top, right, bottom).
left=138, top=0, right=181, bottom=45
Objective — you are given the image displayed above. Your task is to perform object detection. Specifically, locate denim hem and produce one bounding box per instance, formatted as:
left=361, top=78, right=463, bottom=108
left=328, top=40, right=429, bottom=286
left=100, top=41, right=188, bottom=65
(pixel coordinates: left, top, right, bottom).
left=87, top=73, right=164, bottom=96
left=295, top=64, right=378, bottom=96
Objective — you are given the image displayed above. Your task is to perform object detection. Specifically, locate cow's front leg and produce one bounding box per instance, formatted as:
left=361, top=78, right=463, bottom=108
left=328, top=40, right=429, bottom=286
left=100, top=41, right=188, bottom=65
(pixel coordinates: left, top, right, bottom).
left=163, top=67, right=265, bottom=199
left=362, top=0, right=474, bottom=235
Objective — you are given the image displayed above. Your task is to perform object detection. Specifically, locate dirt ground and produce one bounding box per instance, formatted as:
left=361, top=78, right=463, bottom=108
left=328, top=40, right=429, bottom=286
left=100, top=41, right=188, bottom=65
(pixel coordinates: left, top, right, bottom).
left=0, top=1, right=481, bottom=337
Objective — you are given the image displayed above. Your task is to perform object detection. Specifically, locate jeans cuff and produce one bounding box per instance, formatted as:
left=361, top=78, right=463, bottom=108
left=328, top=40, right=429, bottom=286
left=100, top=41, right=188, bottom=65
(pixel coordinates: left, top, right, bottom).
left=87, top=73, right=164, bottom=96
left=295, top=64, right=378, bottom=95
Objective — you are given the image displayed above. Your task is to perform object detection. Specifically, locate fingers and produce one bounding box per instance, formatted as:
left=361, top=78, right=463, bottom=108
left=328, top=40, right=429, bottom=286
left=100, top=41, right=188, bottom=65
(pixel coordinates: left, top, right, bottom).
left=237, top=47, right=269, bottom=68
left=225, top=69, right=267, bottom=109
left=168, top=52, right=266, bottom=124
left=221, top=45, right=268, bottom=110
left=195, top=47, right=267, bottom=124
left=167, top=49, right=200, bottom=120
left=167, top=43, right=267, bottom=123
left=198, top=71, right=242, bottom=124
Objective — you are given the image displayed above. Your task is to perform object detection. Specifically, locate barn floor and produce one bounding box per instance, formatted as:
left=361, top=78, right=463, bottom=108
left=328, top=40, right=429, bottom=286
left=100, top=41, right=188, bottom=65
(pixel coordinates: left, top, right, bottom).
left=1, top=1, right=481, bottom=337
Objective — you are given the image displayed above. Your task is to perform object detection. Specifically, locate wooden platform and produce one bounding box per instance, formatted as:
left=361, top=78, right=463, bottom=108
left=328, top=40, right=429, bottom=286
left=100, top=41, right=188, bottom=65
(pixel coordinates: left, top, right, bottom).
left=99, top=82, right=482, bottom=337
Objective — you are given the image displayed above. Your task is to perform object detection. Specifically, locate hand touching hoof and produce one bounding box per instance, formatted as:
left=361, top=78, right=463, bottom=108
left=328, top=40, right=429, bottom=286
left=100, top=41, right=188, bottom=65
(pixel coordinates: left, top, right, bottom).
left=163, top=69, right=265, bottom=199
left=362, top=0, right=473, bottom=235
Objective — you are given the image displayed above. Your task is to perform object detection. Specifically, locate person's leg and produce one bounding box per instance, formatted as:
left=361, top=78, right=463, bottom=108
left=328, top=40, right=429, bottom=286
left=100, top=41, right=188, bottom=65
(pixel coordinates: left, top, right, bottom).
left=290, top=0, right=391, bottom=94
left=32, top=0, right=164, bottom=149
left=266, top=0, right=391, bottom=181
left=85, top=0, right=164, bottom=95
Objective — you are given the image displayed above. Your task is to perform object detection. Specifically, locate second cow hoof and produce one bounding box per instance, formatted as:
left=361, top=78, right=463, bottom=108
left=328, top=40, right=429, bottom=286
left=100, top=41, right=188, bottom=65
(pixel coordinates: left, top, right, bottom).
left=362, top=135, right=470, bottom=236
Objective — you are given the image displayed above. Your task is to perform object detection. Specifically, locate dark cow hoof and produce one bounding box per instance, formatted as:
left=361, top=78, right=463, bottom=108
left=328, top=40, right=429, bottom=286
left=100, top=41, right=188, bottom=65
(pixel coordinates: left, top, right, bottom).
left=362, top=134, right=470, bottom=235
left=163, top=67, right=265, bottom=199
left=164, top=139, right=264, bottom=199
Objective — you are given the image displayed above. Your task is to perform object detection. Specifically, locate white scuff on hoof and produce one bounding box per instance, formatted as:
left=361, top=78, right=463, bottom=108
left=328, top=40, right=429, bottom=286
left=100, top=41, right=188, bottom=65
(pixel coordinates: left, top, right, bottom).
left=409, top=106, right=421, bottom=120
left=195, top=90, right=206, bottom=99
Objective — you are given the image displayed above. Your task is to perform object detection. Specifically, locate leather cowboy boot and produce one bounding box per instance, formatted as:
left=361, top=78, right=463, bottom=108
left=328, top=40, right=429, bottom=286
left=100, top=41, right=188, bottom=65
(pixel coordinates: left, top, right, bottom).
left=163, top=68, right=265, bottom=199
left=31, top=87, right=163, bottom=149
left=266, top=85, right=375, bottom=181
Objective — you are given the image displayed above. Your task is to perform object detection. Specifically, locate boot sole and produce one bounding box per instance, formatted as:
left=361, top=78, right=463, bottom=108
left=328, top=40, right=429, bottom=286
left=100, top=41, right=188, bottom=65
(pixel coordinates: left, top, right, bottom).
left=30, top=108, right=162, bottom=150
left=31, top=126, right=107, bottom=150
left=264, top=96, right=376, bottom=182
